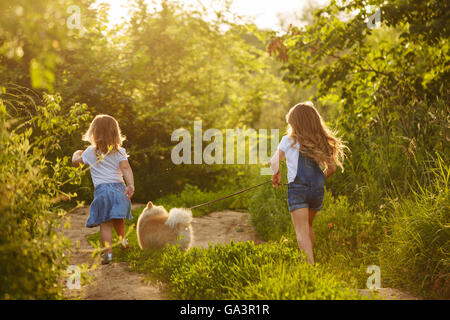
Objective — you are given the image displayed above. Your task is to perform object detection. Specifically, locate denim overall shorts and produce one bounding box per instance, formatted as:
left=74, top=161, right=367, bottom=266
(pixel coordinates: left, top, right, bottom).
left=287, top=152, right=325, bottom=212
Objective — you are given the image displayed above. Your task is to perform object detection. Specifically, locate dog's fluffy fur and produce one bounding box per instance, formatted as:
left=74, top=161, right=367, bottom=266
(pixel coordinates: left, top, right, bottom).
left=136, top=201, right=193, bottom=250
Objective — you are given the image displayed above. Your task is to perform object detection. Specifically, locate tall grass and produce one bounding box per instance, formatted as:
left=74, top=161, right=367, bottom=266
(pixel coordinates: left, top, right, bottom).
left=378, top=156, right=450, bottom=299
left=154, top=183, right=247, bottom=216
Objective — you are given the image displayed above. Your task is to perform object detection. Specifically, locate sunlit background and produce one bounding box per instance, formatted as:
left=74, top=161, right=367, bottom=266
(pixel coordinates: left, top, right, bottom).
left=1, top=0, right=448, bottom=301
left=95, top=0, right=330, bottom=31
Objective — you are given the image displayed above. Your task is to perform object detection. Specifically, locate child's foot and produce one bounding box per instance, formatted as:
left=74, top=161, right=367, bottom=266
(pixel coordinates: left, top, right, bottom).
left=120, top=238, right=130, bottom=251
left=101, top=252, right=113, bottom=265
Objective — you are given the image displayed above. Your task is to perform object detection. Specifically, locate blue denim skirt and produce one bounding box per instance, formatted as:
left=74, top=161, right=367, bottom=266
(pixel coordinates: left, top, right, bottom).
left=287, top=182, right=324, bottom=212
left=86, top=183, right=132, bottom=228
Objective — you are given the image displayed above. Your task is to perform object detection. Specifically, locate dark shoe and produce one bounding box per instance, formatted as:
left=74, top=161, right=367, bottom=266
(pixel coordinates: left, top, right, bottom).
left=101, top=253, right=113, bottom=265
left=120, top=238, right=130, bottom=251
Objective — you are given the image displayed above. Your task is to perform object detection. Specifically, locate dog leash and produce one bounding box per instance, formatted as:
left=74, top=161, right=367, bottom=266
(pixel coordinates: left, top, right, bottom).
left=188, top=180, right=288, bottom=210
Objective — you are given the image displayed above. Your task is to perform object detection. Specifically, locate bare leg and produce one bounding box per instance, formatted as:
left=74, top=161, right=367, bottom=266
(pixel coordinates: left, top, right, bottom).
left=291, top=207, right=314, bottom=265
left=100, top=221, right=113, bottom=254
left=308, top=209, right=318, bottom=248
left=112, top=218, right=129, bottom=249
left=111, top=219, right=125, bottom=240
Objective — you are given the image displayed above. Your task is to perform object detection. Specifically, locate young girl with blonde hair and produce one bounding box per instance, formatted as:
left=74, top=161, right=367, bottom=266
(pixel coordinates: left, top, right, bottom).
left=271, top=102, right=346, bottom=265
left=72, top=114, right=135, bottom=264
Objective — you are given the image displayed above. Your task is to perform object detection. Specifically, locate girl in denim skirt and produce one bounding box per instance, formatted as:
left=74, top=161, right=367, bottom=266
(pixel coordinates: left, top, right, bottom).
left=270, top=102, right=347, bottom=265
left=72, top=114, right=135, bottom=265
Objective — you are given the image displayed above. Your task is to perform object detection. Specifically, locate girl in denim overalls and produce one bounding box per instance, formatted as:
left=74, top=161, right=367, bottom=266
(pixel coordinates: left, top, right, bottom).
left=270, top=102, right=346, bottom=265
left=72, top=115, right=135, bottom=264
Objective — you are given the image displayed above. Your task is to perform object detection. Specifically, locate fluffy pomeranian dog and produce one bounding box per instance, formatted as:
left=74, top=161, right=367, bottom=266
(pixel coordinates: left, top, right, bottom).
left=136, top=201, right=193, bottom=250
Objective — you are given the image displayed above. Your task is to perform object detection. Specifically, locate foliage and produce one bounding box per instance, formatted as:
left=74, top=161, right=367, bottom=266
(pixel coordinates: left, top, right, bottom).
left=378, top=156, right=450, bottom=299
left=1, top=0, right=302, bottom=203
left=120, top=1, right=298, bottom=201
left=117, top=237, right=363, bottom=300
left=1, top=0, right=448, bottom=300
left=0, top=89, right=88, bottom=299
left=247, top=173, right=292, bottom=241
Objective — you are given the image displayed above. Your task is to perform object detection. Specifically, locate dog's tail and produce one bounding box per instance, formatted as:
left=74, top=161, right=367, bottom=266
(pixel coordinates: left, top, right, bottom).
left=165, top=208, right=193, bottom=229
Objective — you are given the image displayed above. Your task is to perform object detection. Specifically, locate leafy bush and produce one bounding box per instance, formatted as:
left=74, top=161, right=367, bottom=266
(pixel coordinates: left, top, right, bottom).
left=0, top=92, right=88, bottom=299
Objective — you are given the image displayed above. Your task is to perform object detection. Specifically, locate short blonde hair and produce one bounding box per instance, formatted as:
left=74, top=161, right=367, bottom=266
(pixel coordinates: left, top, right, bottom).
left=82, top=114, right=125, bottom=154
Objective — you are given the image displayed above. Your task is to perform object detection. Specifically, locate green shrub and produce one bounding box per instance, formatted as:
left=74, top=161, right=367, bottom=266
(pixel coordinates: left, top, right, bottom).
left=0, top=93, right=89, bottom=299
left=378, top=157, right=450, bottom=299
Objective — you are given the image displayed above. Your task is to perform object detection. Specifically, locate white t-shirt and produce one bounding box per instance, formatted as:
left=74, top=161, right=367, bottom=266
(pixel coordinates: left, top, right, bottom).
left=81, top=146, right=129, bottom=187
left=273, top=135, right=300, bottom=183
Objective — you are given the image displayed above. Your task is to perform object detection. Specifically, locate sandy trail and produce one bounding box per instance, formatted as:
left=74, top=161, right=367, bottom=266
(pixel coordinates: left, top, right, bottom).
left=358, top=288, right=420, bottom=300
left=62, top=204, right=165, bottom=300
left=62, top=205, right=262, bottom=300
left=191, top=210, right=264, bottom=248
left=62, top=205, right=419, bottom=300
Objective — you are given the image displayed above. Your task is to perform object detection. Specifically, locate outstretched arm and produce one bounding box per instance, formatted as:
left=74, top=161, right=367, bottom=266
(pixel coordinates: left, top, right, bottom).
left=72, top=150, right=84, bottom=167
left=270, top=149, right=285, bottom=189
left=323, top=162, right=336, bottom=179
left=120, top=160, right=135, bottom=199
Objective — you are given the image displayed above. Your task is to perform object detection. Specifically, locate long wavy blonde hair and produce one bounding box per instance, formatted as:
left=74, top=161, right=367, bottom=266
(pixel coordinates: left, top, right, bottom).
left=286, top=101, right=347, bottom=170
left=82, top=114, right=126, bottom=155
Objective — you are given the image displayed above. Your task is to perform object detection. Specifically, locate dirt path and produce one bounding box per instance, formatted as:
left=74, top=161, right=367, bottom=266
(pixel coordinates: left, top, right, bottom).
left=358, top=288, right=420, bottom=300
left=191, top=210, right=264, bottom=248
left=62, top=205, right=419, bottom=300
left=62, top=204, right=165, bottom=300
left=62, top=205, right=263, bottom=300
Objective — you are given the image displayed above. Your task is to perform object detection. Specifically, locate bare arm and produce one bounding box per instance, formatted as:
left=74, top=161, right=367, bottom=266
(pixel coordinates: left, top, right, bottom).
left=119, top=160, right=135, bottom=199
left=72, top=150, right=84, bottom=167
left=323, top=162, right=336, bottom=179
left=270, top=149, right=285, bottom=189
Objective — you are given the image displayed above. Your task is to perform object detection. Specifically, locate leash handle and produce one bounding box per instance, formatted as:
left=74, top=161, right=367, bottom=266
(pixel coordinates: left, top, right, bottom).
left=188, top=180, right=287, bottom=210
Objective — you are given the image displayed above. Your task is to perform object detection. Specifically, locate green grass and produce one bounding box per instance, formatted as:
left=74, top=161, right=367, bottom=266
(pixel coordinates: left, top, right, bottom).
left=115, top=239, right=365, bottom=300
left=154, top=183, right=249, bottom=217
left=378, top=158, right=450, bottom=299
